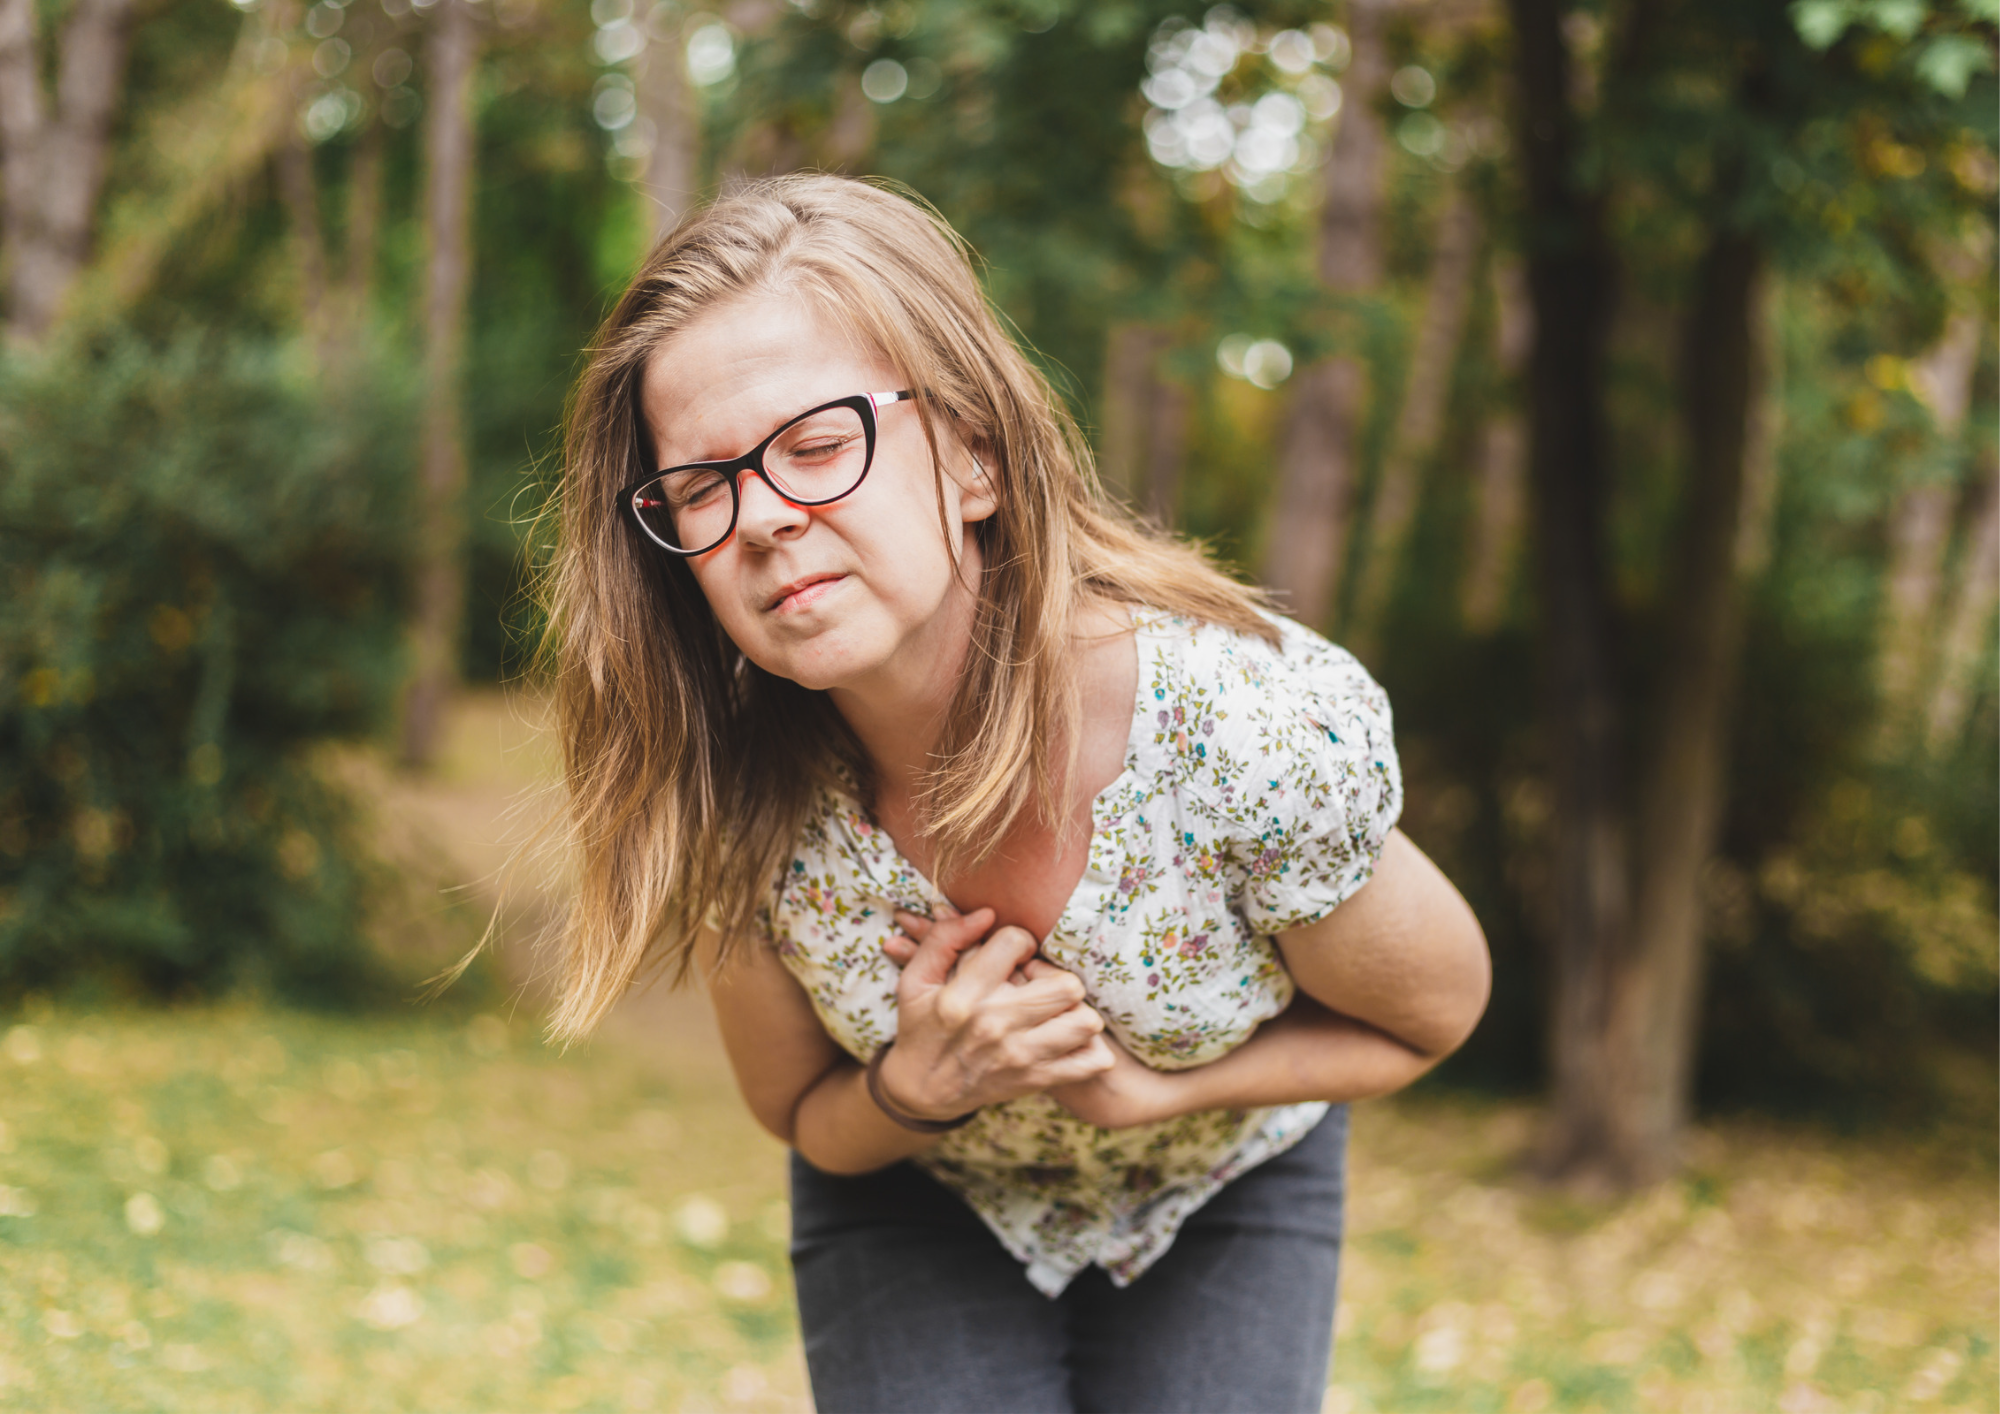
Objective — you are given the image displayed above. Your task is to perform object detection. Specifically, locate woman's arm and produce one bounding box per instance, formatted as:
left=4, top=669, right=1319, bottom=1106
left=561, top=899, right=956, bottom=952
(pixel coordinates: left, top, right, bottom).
left=701, top=931, right=939, bottom=1174
left=703, top=911, right=1113, bottom=1174
left=1274, top=829, right=1491, bottom=1059
left=1045, top=829, right=1491, bottom=1128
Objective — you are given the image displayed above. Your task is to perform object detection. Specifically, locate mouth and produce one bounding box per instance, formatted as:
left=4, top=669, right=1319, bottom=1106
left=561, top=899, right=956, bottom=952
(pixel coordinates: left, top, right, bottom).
left=766, top=573, right=846, bottom=613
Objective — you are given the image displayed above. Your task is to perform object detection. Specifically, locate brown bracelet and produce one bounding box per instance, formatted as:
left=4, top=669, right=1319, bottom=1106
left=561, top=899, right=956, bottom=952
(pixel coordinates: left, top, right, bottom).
left=865, top=1041, right=980, bottom=1134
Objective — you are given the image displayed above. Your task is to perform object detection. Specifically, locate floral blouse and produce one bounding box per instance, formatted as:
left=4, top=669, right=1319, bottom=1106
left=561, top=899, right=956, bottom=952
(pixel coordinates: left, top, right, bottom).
left=762, top=610, right=1402, bottom=1296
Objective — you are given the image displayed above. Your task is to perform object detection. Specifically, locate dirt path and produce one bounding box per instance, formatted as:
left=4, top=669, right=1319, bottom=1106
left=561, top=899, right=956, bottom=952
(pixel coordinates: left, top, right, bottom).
left=337, top=689, right=729, bottom=1078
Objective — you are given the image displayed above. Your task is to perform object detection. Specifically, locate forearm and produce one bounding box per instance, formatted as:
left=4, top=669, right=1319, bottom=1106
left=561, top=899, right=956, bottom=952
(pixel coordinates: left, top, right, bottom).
left=1161, top=996, right=1438, bottom=1119
left=787, top=1058, right=944, bottom=1175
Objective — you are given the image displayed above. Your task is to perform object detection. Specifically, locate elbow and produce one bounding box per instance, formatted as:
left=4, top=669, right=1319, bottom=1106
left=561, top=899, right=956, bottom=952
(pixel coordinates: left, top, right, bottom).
left=1425, top=919, right=1492, bottom=1060
left=793, top=1146, right=900, bottom=1178
left=1391, top=918, right=1492, bottom=1063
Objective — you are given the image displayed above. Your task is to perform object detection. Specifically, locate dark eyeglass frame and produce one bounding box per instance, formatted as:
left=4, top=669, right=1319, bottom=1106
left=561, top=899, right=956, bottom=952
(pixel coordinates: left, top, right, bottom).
left=617, top=389, right=915, bottom=556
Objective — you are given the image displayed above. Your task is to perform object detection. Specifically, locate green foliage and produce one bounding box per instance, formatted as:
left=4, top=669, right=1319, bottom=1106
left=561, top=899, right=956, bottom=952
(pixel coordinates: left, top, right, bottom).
left=1792, top=0, right=1998, bottom=97
left=1290, top=0, right=1998, bottom=1122
left=464, top=16, right=636, bottom=681
left=0, top=331, right=417, bottom=1003
left=1697, top=281, right=2000, bottom=1126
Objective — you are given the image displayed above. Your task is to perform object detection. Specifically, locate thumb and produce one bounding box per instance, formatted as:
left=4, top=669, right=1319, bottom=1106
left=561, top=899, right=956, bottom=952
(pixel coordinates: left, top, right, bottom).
left=900, top=906, right=994, bottom=990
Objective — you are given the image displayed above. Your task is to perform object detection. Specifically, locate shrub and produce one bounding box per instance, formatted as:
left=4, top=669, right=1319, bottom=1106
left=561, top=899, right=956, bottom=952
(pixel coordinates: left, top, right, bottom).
left=0, top=330, right=415, bottom=1003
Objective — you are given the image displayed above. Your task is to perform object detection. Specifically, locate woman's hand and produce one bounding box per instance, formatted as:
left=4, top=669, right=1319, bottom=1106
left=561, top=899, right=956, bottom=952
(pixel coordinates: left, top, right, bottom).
left=878, top=907, right=1114, bottom=1122
left=889, top=912, right=1183, bottom=1130
left=1043, top=1032, right=1187, bottom=1129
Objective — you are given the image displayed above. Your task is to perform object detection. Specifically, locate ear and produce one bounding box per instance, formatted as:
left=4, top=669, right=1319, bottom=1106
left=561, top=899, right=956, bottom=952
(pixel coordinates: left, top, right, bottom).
left=953, top=440, right=999, bottom=524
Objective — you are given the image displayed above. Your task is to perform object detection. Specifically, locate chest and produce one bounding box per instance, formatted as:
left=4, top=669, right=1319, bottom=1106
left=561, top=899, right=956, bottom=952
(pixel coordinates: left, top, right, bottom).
left=873, top=792, right=1094, bottom=943
left=869, top=619, right=1141, bottom=943
left=774, top=785, right=1297, bottom=1069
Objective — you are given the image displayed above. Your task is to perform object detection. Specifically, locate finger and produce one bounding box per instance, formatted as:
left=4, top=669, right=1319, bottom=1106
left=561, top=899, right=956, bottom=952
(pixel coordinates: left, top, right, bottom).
left=1010, top=955, right=1062, bottom=987
left=1012, top=999, right=1105, bottom=1053
left=984, top=973, right=1090, bottom=1028
left=881, top=933, right=917, bottom=968
left=1034, top=1034, right=1118, bottom=1086
left=893, top=901, right=963, bottom=939
left=955, top=924, right=1040, bottom=988
left=900, top=907, right=996, bottom=989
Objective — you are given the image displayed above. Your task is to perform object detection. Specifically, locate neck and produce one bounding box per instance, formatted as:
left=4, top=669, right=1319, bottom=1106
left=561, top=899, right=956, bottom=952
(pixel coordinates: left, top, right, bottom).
left=826, top=535, right=983, bottom=806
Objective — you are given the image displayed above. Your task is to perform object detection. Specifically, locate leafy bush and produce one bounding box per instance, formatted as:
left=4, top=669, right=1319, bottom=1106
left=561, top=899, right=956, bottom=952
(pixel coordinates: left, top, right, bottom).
left=0, top=330, right=416, bottom=1003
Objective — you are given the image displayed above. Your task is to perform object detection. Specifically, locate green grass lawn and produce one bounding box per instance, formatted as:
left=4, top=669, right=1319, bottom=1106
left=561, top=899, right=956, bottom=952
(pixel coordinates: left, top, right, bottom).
left=0, top=1003, right=1991, bottom=1413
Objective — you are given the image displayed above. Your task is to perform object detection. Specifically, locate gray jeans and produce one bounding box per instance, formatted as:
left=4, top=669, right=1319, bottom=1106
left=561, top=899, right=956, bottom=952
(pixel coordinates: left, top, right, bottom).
left=788, top=1106, right=1347, bottom=1414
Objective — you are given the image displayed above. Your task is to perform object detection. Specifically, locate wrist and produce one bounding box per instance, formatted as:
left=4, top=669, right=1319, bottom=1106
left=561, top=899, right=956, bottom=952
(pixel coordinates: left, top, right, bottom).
left=867, top=1042, right=979, bottom=1133
left=1144, top=1066, right=1200, bottom=1124
left=1152, top=1053, right=1228, bottom=1120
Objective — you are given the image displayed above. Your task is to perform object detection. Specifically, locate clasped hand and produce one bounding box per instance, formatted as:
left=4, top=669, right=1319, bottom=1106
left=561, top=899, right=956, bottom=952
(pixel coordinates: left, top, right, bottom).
left=878, top=908, right=1183, bottom=1130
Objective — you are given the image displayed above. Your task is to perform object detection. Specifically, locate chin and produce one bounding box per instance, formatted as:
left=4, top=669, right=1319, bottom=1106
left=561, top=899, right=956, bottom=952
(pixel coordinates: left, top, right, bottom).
left=750, top=633, right=877, bottom=694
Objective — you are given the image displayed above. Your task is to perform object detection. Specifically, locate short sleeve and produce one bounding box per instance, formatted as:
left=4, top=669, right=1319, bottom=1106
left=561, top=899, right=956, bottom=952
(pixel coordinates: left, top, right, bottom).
left=1177, top=615, right=1402, bottom=935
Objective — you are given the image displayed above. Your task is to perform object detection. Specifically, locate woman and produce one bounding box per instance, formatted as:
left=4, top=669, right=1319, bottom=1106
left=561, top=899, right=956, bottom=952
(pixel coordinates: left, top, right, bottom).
left=544, top=174, right=1490, bottom=1413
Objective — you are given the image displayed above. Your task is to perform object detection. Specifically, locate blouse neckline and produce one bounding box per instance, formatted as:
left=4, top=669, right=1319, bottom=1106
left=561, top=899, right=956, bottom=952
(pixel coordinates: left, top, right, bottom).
left=843, top=610, right=1166, bottom=946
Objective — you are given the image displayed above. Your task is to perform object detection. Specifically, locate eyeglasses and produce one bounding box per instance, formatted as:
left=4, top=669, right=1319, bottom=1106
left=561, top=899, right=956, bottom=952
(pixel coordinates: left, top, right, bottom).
left=618, top=390, right=914, bottom=555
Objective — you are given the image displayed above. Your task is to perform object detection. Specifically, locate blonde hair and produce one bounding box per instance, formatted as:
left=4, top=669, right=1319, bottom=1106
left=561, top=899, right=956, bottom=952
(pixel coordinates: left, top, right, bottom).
left=543, top=174, right=1275, bottom=1040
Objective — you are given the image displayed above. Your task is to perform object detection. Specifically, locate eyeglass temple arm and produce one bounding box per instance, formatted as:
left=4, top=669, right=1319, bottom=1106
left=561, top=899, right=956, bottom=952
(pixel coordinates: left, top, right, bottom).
left=868, top=390, right=914, bottom=409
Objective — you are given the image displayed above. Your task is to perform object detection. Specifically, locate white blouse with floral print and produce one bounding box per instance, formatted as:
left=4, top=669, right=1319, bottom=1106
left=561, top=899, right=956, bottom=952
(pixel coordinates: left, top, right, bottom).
left=761, top=609, right=1402, bottom=1297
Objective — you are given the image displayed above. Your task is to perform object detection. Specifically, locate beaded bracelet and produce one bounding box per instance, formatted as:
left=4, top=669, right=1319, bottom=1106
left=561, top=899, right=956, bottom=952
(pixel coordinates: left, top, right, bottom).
left=865, top=1041, right=980, bottom=1134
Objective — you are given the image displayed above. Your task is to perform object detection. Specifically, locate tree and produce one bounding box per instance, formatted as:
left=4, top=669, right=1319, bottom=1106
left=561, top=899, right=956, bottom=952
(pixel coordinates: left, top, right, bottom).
left=401, top=0, right=482, bottom=769
left=636, top=5, right=701, bottom=241
left=0, top=0, right=137, bottom=342
left=1100, top=323, right=1190, bottom=523
left=1348, top=181, right=1481, bottom=650
left=1262, top=0, right=1391, bottom=630
left=1508, top=0, right=1997, bottom=1185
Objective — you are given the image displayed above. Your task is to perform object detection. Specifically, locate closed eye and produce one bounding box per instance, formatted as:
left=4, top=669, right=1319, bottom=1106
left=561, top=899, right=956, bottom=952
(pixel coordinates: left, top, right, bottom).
left=789, top=434, right=859, bottom=463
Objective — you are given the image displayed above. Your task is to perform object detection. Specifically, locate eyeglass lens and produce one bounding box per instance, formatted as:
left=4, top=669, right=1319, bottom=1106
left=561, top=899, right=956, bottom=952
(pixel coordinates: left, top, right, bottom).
left=629, top=403, right=870, bottom=552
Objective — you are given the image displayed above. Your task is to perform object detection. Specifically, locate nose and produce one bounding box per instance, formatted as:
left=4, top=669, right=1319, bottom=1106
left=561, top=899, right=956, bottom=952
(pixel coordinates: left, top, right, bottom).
left=732, top=468, right=809, bottom=546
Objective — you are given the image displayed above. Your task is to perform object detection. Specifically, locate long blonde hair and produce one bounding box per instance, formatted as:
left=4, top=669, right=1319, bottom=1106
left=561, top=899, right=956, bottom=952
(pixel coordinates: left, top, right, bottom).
left=544, top=174, right=1275, bottom=1040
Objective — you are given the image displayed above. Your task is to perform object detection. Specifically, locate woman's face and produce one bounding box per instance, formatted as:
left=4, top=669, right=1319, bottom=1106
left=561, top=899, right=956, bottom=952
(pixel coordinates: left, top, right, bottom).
left=638, top=293, right=995, bottom=698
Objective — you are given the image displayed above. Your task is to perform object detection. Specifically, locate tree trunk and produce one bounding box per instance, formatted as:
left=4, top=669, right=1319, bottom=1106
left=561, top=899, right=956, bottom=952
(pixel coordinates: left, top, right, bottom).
left=1101, top=323, right=1161, bottom=506
left=1461, top=258, right=1532, bottom=632
left=1877, top=483, right=1955, bottom=724
left=1267, top=357, right=1367, bottom=626
left=336, top=115, right=384, bottom=353
left=1142, top=374, right=1190, bottom=526
left=1099, top=324, right=1187, bottom=523
left=1927, top=452, right=2000, bottom=750
left=1612, top=235, right=1764, bottom=1184
left=1262, top=0, right=1390, bottom=629
left=1314, top=0, right=1390, bottom=294
left=1506, top=0, right=1632, bottom=1186
left=401, top=0, right=480, bottom=769
left=638, top=16, right=700, bottom=243
left=0, top=0, right=135, bottom=342
left=1734, top=274, right=1784, bottom=583
left=1878, top=283, right=1987, bottom=740
left=276, top=132, right=330, bottom=348
left=822, top=71, right=876, bottom=171
left=79, top=38, right=302, bottom=321
left=1350, top=184, right=1482, bottom=648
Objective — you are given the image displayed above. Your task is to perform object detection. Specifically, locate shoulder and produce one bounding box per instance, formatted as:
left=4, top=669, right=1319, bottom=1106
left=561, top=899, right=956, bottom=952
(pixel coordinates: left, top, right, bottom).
left=756, top=782, right=865, bottom=932
left=1137, top=611, right=1402, bottom=930
left=1139, top=609, right=1393, bottom=751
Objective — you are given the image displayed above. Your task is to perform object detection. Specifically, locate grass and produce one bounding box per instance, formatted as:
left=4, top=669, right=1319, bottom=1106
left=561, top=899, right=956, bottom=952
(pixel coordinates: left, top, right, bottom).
left=0, top=1003, right=804, bottom=1414
left=0, top=1004, right=1991, bottom=1414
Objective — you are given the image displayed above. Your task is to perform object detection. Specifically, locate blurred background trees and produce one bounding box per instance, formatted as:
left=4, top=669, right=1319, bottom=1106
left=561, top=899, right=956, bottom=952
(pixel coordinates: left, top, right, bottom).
left=1, top=0, right=1992, bottom=1184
